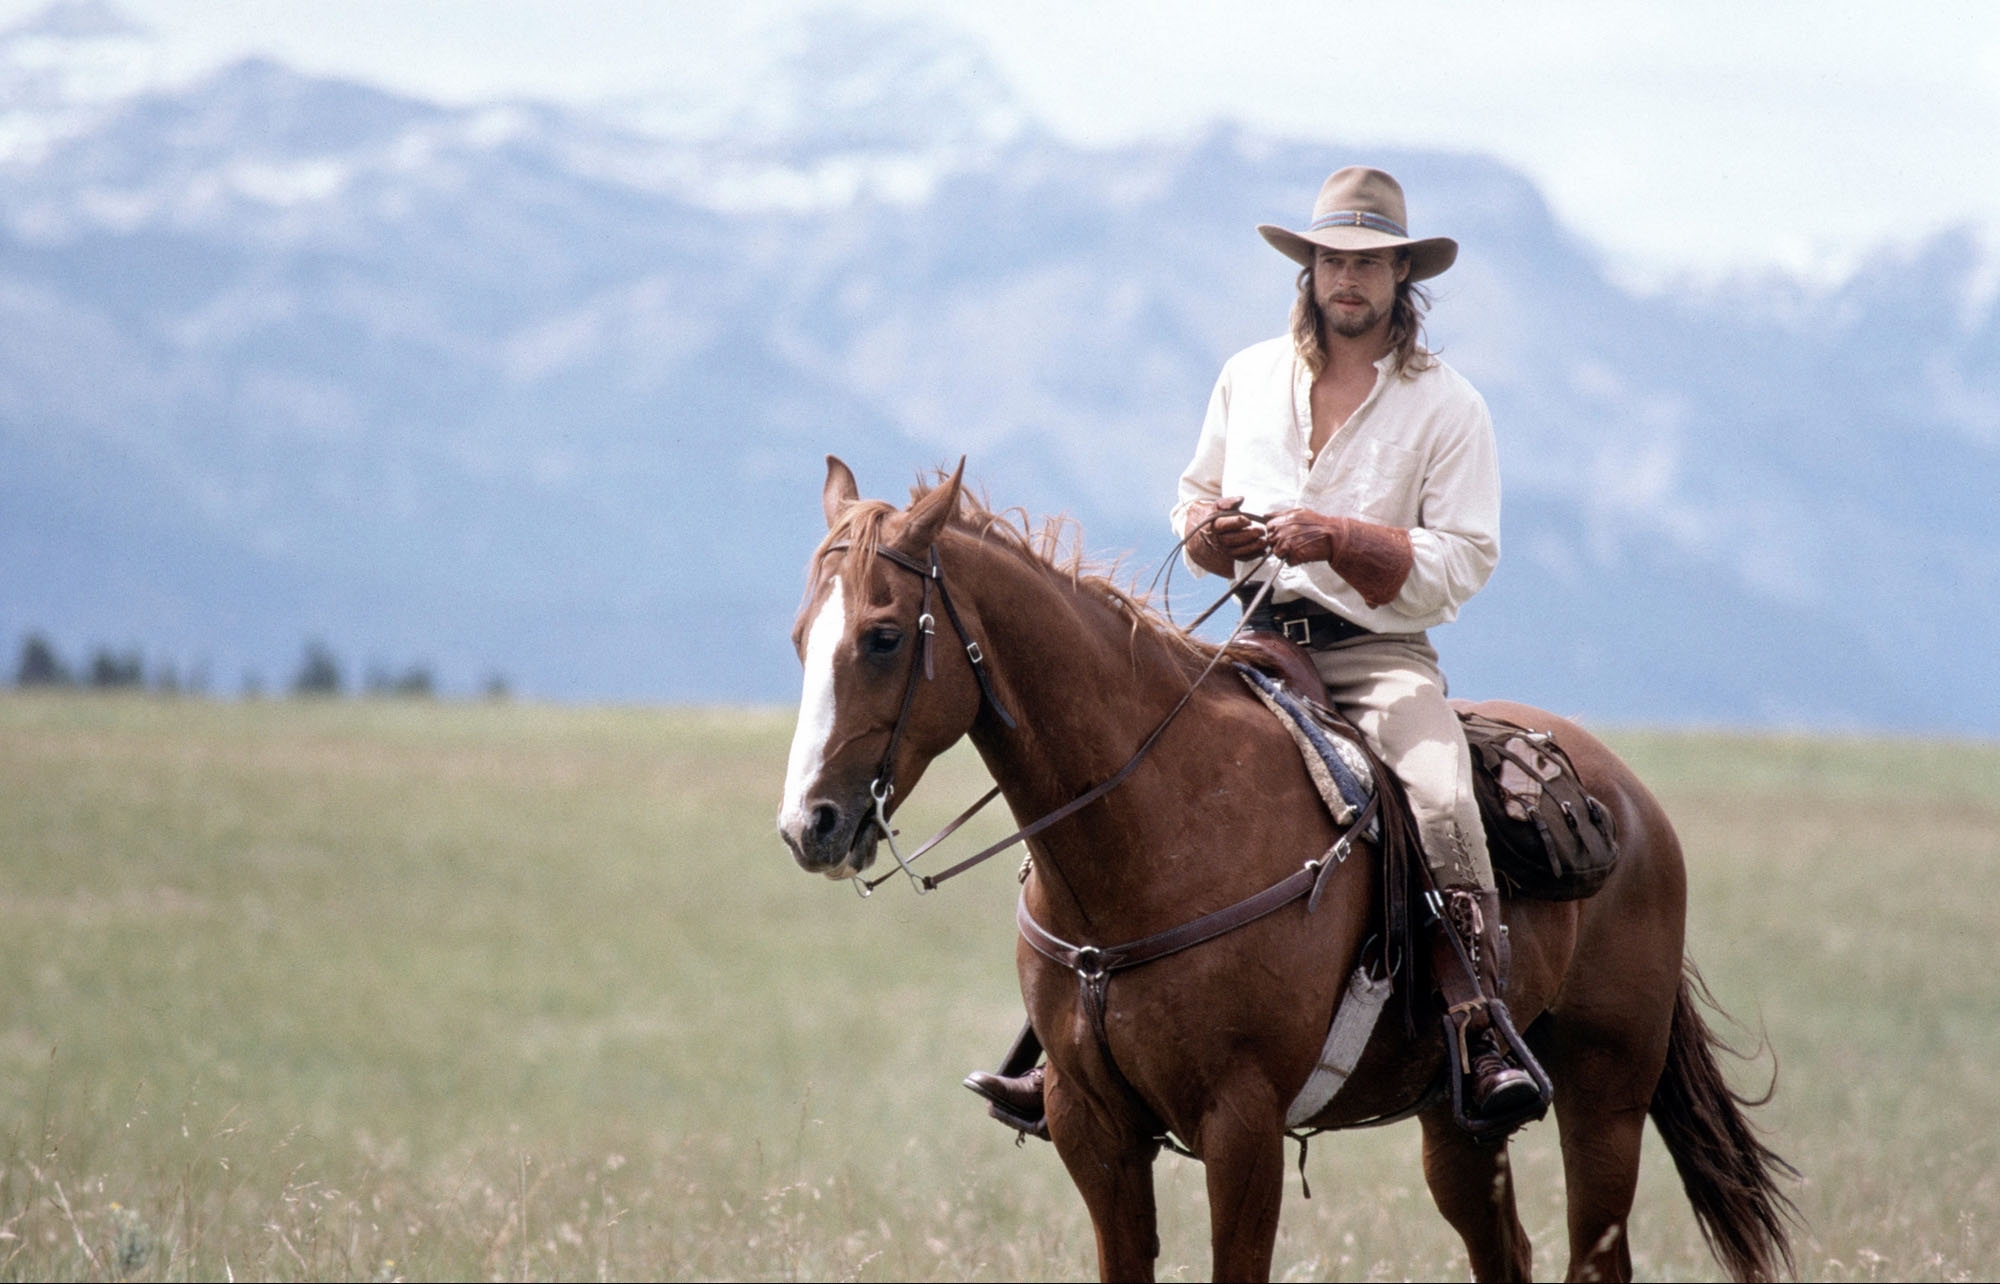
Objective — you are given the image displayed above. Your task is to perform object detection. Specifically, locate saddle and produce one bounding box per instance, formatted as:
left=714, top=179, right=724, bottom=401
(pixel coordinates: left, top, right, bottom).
left=1233, top=632, right=1619, bottom=902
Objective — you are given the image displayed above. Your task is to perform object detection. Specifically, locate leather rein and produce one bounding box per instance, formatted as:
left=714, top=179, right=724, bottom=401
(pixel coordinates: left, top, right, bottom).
left=818, top=520, right=1407, bottom=1153
left=821, top=530, right=1283, bottom=898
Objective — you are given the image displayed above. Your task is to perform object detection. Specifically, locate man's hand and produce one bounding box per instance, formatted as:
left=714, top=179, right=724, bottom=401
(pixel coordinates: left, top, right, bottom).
left=1267, top=508, right=1415, bottom=608
left=1265, top=508, right=1344, bottom=566
left=1185, top=496, right=1269, bottom=576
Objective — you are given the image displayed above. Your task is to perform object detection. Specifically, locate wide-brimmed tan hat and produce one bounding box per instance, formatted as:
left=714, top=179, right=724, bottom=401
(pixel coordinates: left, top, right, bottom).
left=1258, top=166, right=1457, bottom=282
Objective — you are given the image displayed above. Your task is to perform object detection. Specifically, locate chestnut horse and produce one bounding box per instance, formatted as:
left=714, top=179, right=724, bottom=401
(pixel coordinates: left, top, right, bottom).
left=777, top=458, right=1797, bottom=1282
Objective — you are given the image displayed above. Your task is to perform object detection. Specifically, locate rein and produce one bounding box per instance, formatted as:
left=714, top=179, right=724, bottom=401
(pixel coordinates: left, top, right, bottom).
left=828, top=525, right=1278, bottom=897
left=823, top=512, right=1393, bottom=1157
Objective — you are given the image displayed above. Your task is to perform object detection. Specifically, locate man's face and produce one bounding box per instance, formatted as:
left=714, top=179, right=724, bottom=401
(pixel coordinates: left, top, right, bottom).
left=1312, top=248, right=1409, bottom=339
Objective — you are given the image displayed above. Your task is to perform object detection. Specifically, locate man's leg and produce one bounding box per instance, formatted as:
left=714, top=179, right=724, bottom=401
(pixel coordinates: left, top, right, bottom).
left=1312, top=634, right=1546, bottom=1135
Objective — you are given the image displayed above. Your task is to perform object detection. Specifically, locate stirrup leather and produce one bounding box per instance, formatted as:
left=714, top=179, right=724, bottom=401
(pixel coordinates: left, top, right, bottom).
left=1430, top=887, right=1553, bottom=1137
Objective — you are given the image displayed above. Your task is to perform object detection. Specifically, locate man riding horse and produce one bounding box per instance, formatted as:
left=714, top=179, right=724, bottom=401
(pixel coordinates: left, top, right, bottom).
left=967, top=165, right=1548, bottom=1139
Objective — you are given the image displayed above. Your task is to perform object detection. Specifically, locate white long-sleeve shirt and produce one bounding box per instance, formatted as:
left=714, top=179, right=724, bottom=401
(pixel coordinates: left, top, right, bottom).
left=1172, top=335, right=1501, bottom=634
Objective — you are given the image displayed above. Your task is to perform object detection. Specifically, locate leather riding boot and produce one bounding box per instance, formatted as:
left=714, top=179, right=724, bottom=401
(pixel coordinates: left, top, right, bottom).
left=1429, top=886, right=1549, bottom=1136
left=963, top=1066, right=1049, bottom=1140
left=963, top=1021, right=1050, bottom=1141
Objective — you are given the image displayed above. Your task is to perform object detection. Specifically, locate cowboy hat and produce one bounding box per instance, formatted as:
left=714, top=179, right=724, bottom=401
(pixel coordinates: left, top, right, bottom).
left=1258, top=166, right=1457, bottom=282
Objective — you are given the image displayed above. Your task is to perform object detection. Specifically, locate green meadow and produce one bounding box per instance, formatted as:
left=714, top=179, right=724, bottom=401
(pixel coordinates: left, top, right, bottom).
left=1, top=693, right=1995, bottom=1280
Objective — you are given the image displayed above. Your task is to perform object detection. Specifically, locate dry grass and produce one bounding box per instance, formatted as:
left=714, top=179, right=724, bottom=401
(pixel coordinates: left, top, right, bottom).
left=0, top=694, right=1994, bottom=1280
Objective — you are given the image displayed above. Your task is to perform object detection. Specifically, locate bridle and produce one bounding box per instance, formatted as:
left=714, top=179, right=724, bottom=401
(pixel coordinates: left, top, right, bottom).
left=816, top=540, right=1015, bottom=896
left=816, top=516, right=1409, bottom=1156
left=821, top=518, right=1278, bottom=898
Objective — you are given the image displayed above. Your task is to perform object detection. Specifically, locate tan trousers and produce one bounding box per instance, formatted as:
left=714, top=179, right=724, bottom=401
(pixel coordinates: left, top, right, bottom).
left=1309, top=633, right=1494, bottom=891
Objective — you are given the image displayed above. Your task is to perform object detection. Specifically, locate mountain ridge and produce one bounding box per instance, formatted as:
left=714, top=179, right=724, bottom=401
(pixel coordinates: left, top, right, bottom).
left=2, top=9, right=1994, bottom=733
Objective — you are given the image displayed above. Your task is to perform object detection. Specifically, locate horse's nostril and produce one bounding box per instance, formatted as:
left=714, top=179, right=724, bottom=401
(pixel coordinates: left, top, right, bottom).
left=809, top=801, right=843, bottom=842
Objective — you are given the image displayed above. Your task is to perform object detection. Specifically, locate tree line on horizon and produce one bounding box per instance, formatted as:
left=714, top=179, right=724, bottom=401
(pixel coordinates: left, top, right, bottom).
left=11, top=633, right=509, bottom=700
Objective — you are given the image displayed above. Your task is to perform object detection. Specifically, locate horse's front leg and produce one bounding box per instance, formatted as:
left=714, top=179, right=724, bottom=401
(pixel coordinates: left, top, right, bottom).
left=1197, top=1091, right=1288, bottom=1282
left=1046, top=1063, right=1162, bottom=1282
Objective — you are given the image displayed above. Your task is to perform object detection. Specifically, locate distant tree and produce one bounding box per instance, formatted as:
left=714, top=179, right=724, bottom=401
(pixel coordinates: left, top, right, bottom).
left=481, top=672, right=512, bottom=701
left=155, top=661, right=181, bottom=696
left=16, top=633, right=72, bottom=687
left=391, top=665, right=435, bottom=698
left=291, top=641, right=343, bottom=697
left=364, top=661, right=435, bottom=699
left=87, top=647, right=145, bottom=689
left=366, top=662, right=435, bottom=698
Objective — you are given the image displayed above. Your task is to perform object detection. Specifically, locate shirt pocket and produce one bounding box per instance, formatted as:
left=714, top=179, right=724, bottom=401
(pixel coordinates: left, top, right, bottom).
left=1330, top=438, right=1426, bottom=525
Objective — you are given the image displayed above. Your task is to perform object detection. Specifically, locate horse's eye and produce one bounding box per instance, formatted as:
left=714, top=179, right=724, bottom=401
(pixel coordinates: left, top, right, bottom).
left=864, top=627, right=904, bottom=657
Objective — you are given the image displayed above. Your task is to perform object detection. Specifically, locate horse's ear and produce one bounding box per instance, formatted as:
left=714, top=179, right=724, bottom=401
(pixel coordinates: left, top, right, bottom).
left=895, top=457, right=965, bottom=552
left=822, top=455, right=860, bottom=529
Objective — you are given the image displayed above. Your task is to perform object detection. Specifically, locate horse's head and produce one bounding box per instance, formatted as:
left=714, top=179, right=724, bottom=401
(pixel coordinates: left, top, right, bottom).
left=777, top=456, right=992, bottom=878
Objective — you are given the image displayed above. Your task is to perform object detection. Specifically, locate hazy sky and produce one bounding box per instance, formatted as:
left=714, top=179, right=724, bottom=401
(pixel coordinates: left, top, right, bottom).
left=11, top=0, right=1999, bottom=286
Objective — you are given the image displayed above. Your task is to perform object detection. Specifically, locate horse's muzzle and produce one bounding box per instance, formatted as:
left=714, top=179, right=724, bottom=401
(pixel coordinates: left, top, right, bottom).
left=779, top=796, right=877, bottom=878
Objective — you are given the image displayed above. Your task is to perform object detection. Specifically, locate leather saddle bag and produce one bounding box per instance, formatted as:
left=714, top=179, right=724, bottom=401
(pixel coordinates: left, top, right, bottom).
left=1459, top=711, right=1619, bottom=900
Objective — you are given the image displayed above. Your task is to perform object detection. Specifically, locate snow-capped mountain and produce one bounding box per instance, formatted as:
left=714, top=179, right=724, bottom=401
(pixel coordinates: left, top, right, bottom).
left=0, top=0, right=159, bottom=167
left=2, top=3, right=1995, bottom=733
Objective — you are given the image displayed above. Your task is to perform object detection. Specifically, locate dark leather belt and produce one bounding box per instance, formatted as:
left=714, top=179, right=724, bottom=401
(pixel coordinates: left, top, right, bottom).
left=1235, top=585, right=1374, bottom=649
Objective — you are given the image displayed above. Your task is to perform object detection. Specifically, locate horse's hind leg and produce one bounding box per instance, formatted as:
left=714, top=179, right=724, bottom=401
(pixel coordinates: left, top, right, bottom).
left=1543, top=999, right=1671, bottom=1281
left=1418, top=1104, right=1533, bottom=1281
left=1552, top=1084, right=1648, bottom=1282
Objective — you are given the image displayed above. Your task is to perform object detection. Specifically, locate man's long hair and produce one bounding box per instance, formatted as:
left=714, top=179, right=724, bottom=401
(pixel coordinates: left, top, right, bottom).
left=1290, top=252, right=1436, bottom=377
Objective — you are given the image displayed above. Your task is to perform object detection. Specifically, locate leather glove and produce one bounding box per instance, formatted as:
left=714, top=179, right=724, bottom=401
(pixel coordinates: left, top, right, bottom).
left=1267, top=509, right=1414, bottom=608
left=1185, top=496, right=1269, bottom=575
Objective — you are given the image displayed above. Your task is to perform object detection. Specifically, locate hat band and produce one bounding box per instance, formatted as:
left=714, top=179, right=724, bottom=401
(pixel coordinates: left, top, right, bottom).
left=1308, top=209, right=1408, bottom=237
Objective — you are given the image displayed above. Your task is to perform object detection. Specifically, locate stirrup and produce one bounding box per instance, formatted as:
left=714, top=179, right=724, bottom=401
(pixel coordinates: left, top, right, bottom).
left=983, top=1101, right=1050, bottom=1143
left=1442, top=1001, right=1552, bottom=1140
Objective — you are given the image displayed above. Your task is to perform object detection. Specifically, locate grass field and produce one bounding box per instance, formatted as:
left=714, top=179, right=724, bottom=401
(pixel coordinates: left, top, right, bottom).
left=2, top=692, right=1996, bottom=1281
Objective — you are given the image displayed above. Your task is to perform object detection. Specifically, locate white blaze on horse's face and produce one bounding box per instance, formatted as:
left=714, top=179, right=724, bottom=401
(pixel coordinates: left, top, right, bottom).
left=778, top=574, right=846, bottom=852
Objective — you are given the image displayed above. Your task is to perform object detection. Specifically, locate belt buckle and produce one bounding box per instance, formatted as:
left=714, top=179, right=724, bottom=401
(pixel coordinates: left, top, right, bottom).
left=1281, top=616, right=1312, bottom=647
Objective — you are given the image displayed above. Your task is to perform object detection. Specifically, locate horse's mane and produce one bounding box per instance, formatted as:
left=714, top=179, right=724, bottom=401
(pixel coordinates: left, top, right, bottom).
left=808, top=475, right=1218, bottom=667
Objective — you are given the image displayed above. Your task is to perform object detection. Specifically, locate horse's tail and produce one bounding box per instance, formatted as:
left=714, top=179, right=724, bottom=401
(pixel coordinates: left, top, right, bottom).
left=1648, top=960, right=1802, bottom=1282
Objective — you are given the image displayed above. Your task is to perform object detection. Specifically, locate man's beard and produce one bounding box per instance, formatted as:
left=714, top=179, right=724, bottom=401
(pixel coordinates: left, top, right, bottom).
left=1322, top=297, right=1386, bottom=338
